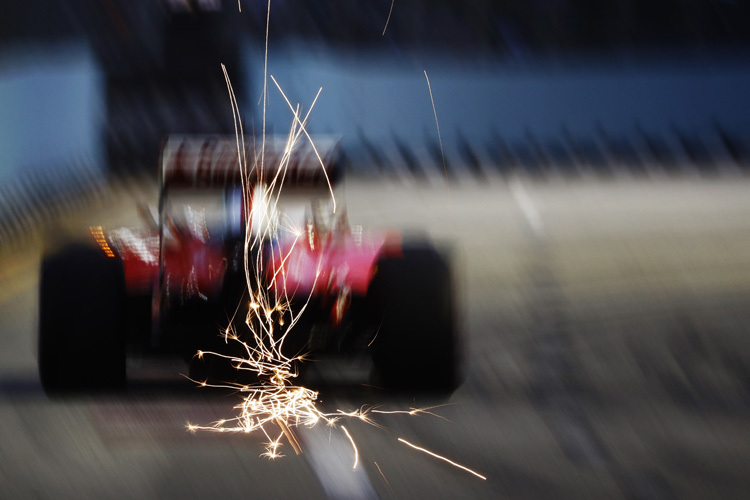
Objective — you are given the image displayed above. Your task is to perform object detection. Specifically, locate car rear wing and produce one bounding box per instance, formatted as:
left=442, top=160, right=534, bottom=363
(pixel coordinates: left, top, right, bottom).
left=160, top=135, right=343, bottom=189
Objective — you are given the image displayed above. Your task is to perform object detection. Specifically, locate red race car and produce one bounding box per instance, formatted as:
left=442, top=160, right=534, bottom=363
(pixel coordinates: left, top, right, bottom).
left=38, top=136, right=459, bottom=394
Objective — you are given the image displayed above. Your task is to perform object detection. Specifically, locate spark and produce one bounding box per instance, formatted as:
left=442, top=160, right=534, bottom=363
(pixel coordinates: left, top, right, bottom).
left=382, top=0, right=395, bottom=36
left=268, top=75, right=336, bottom=213
left=424, top=70, right=448, bottom=185
left=373, top=461, right=395, bottom=495
left=341, top=426, right=358, bottom=470
left=277, top=417, right=302, bottom=455
left=366, top=321, right=383, bottom=347
left=398, top=438, right=487, bottom=481
left=261, top=0, right=271, bottom=176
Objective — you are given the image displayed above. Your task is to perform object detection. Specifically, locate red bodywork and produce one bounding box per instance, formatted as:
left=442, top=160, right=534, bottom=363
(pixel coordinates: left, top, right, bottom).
left=105, top=227, right=226, bottom=301
left=101, top=212, right=399, bottom=321
left=270, top=226, right=400, bottom=297
left=103, top=227, right=159, bottom=294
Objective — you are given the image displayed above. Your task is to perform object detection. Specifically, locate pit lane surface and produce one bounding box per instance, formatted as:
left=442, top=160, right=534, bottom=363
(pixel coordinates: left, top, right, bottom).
left=1, top=173, right=750, bottom=499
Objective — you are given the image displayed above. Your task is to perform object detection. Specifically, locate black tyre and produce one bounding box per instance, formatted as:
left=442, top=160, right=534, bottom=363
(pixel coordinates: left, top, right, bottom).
left=38, top=244, right=127, bottom=393
left=368, top=245, right=460, bottom=392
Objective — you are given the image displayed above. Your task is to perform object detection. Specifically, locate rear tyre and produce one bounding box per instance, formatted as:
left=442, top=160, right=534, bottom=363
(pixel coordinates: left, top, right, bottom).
left=38, top=244, right=127, bottom=393
left=368, top=245, right=460, bottom=392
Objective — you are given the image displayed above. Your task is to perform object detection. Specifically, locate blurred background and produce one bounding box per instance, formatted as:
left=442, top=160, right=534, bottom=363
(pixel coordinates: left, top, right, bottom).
left=2, top=0, right=750, bottom=236
left=1, top=1, right=750, bottom=499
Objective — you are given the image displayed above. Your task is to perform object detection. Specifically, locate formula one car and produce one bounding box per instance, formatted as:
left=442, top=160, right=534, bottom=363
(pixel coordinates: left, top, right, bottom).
left=38, top=135, right=459, bottom=394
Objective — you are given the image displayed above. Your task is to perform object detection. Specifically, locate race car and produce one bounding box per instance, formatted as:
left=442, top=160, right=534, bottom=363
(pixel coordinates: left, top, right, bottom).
left=38, top=135, right=459, bottom=394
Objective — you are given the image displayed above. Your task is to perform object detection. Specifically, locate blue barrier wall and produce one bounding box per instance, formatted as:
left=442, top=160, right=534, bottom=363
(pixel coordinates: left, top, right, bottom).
left=243, top=44, right=750, bottom=161
left=0, top=43, right=104, bottom=186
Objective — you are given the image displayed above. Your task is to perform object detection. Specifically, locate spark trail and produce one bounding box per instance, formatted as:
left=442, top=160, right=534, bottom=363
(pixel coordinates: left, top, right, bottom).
left=186, top=72, right=485, bottom=478
left=186, top=63, right=425, bottom=461
left=398, top=438, right=487, bottom=481
left=187, top=0, right=484, bottom=484
left=382, top=0, right=396, bottom=36
left=425, top=70, right=449, bottom=185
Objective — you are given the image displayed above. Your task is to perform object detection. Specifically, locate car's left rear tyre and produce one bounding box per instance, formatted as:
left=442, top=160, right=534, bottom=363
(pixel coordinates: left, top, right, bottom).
left=38, top=244, right=127, bottom=394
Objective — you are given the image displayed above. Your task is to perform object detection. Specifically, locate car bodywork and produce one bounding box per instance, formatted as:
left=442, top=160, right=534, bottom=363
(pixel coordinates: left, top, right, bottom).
left=38, top=135, right=458, bottom=393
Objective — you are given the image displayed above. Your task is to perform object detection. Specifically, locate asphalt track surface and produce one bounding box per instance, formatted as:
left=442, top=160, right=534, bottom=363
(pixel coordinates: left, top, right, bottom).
left=1, top=172, right=750, bottom=499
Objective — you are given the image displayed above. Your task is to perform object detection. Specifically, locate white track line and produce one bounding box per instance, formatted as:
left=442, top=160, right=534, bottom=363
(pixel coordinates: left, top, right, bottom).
left=302, top=424, right=378, bottom=500
left=508, top=177, right=545, bottom=237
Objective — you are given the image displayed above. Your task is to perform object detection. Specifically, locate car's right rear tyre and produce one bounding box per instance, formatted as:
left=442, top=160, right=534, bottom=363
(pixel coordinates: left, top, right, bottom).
left=368, top=245, right=460, bottom=392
